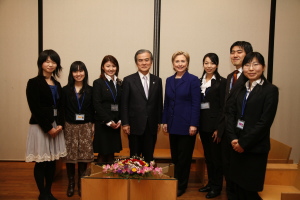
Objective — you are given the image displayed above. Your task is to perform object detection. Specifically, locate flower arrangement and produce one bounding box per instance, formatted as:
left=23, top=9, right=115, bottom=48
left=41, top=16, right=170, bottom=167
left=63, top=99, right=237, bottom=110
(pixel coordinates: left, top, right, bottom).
left=102, top=156, right=163, bottom=179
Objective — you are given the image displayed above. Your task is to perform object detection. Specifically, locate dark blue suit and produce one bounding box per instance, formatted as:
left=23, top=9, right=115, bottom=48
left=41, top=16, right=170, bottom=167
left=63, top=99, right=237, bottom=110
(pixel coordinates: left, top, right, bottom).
left=162, top=71, right=200, bottom=134
left=162, top=71, right=200, bottom=190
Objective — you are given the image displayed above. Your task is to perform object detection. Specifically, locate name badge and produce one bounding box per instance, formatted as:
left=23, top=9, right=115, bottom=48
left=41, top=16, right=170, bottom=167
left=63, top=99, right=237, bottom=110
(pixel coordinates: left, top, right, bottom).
left=53, top=109, right=57, bottom=116
left=75, top=114, right=85, bottom=121
left=201, top=102, right=210, bottom=109
left=236, top=119, right=245, bottom=130
left=111, top=104, right=118, bottom=111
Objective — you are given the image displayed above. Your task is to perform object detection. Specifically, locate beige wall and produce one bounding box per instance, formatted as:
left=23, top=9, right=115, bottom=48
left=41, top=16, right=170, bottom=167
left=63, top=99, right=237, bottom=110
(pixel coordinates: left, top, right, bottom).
left=0, top=0, right=299, bottom=162
left=43, top=0, right=154, bottom=86
left=0, top=0, right=38, bottom=160
left=160, top=0, right=271, bottom=88
left=271, top=0, right=300, bottom=162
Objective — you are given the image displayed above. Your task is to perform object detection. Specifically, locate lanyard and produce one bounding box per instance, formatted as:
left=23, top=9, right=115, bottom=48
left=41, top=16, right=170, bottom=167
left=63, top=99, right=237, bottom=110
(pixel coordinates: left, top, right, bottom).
left=74, top=88, right=85, bottom=113
left=241, top=90, right=250, bottom=118
left=105, top=80, right=117, bottom=103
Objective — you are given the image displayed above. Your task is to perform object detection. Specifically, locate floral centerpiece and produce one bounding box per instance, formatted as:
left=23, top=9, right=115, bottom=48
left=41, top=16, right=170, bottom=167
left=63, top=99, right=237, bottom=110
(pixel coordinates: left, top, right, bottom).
left=102, top=156, right=163, bottom=179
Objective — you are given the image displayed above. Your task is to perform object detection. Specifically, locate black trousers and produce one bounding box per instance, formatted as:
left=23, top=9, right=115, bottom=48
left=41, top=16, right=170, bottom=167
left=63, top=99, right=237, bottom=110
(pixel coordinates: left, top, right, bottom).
left=128, top=123, right=157, bottom=163
left=199, top=131, right=223, bottom=192
left=220, top=130, right=235, bottom=199
left=169, top=134, right=196, bottom=190
left=231, top=181, right=262, bottom=200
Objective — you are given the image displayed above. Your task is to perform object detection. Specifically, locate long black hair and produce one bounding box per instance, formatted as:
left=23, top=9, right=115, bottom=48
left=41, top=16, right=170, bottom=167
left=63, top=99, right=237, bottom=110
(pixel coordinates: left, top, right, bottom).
left=200, top=53, right=221, bottom=81
left=100, top=55, right=122, bottom=85
left=67, top=61, right=89, bottom=94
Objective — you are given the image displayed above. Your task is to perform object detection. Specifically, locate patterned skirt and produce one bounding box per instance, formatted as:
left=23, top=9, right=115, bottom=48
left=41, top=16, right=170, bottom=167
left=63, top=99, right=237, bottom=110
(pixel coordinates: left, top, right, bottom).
left=64, top=122, right=94, bottom=163
left=26, top=121, right=67, bottom=163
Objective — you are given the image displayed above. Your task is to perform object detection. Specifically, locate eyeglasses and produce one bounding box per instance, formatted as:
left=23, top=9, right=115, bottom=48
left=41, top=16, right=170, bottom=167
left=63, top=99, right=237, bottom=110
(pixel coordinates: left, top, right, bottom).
left=244, top=62, right=261, bottom=69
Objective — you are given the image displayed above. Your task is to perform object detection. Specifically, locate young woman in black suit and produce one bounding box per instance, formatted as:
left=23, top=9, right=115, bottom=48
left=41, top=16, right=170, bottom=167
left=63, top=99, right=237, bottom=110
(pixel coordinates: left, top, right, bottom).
left=198, top=53, right=227, bottom=199
left=93, top=55, right=122, bottom=164
left=62, top=61, right=94, bottom=197
left=227, top=52, right=279, bottom=200
left=26, top=49, right=67, bottom=200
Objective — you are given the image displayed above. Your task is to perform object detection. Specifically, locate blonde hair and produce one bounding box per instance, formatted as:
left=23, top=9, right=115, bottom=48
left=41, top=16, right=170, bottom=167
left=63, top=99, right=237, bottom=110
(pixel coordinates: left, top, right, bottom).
left=171, top=51, right=190, bottom=71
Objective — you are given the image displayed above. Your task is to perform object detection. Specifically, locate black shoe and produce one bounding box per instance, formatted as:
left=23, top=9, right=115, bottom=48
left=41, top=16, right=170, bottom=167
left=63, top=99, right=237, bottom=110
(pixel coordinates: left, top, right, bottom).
left=47, top=193, right=57, bottom=200
left=199, top=185, right=211, bottom=192
left=38, top=194, right=49, bottom=200
left=205, top=190, right=221, bottom=199
left=67, top=179, right=75, bottom=197
left=177, top=189, right=185, bottom=197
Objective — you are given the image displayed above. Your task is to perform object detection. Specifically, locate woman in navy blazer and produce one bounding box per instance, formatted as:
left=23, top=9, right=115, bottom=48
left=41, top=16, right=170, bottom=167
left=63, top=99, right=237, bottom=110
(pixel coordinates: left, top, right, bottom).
left=162, top=51, right=200, bottom=197
left=227, top=52, right=279, bottom=200
left=93, top=55, right=122, bottom=164
left=198, top=53, right=227, bottom=199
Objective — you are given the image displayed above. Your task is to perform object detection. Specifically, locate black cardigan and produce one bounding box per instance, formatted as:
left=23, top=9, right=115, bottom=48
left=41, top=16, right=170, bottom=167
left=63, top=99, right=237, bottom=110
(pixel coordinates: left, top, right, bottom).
left=26, top=76, right=64, bottom=133
left=62, top=85, right=94, bottom=124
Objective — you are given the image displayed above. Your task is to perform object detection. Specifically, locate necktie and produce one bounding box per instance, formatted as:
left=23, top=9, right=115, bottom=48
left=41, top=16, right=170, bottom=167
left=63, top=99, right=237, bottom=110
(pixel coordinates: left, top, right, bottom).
left=232, top=70, right=239, bottom=86
left=109, top=80, right=116, bottom=96
left=143, top=76, right=148, bottom=99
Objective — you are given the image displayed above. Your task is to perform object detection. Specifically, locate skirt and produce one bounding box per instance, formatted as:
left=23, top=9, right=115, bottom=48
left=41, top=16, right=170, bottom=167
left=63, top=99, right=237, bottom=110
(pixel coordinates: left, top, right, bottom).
left=93, top=121, right=122, bottom=155
left=229, top=150, right=268, bottom=191
left=26, top=121, right=67, bottom=163
left=64, top=122, right=94, bottom=163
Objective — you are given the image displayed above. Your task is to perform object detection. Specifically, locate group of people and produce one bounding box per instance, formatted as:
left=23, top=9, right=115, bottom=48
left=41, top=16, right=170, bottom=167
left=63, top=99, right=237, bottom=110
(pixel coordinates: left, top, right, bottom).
left=25, top=41, right=278, bottom=200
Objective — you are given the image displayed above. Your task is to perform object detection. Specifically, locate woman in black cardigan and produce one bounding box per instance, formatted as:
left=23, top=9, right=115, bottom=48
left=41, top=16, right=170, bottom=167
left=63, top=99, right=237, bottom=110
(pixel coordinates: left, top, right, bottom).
left=227, top=52, right=279, bottom=200
left=26, top=49, right=67, bottom=200
left=198, top=53, right=227, bottom=199
left=62, top=61, right=94, bottom=197
left=93, top=55, right=122, bottom=164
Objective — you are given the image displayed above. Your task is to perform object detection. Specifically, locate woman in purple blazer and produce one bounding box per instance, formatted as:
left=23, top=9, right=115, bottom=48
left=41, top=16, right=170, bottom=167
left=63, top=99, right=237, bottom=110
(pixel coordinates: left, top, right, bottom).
left=162, top=51, right=200, bottom=197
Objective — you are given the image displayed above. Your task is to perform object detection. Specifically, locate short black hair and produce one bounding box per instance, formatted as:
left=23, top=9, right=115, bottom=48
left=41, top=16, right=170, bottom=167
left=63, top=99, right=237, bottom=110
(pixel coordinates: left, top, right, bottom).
left=242, top=52, right=265, bottom=67
left=37, top=49, right=62, bottom=77
left=230, top=41, right=253, bottom=54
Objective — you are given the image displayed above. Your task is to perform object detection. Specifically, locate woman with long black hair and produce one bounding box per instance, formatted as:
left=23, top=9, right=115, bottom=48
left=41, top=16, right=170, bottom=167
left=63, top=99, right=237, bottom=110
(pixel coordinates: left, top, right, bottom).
left=62, top=61, right=94, bottom=197
left=93, top=55, right=122, bottom=164
left=198, top=53, right=226, bottom=199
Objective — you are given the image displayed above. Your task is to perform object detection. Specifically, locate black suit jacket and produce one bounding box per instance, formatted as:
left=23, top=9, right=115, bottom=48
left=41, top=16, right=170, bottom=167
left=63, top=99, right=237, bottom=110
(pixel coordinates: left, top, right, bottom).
left=199, top=76, right=227, bottom=133
left=227, top=80, right=279, bottom=153
left=121, top=72, right=163, bottom=135
left=26, top=76, right=64, bottom=133
left=93, top=78, right=122, bottom=123
left=219, top=71, right=247, bottom=138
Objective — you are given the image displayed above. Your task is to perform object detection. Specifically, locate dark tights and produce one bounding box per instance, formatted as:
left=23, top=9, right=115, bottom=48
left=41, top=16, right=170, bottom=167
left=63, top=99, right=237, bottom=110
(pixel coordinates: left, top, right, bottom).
left=34, top=161, right=56, bottom=197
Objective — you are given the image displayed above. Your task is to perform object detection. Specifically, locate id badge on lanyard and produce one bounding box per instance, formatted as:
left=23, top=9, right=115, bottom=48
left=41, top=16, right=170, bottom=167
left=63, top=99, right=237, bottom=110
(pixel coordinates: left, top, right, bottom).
left=53, top=109, right=57, bottom=116
left=201, top=102, right=210, bottom=109
left=75, top=88, right=85, bottom=121
left=111, top=104, right=118, bottom=111
left=236, top=90, right=249, bottom=130
left=105, top=80, right=118, bottom=111
left=75, top=114, right=85, bottom=121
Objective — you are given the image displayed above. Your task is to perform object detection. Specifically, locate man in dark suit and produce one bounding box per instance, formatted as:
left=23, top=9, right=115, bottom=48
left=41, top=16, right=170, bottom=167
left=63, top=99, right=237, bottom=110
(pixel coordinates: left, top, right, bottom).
left=221, top=41, right=253, bottom=199
left=121, top=49, right=163, bottom=163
